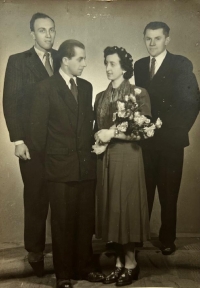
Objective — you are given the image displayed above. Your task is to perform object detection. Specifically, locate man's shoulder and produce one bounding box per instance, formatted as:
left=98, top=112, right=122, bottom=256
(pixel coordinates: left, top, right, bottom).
left=171, top=53, right=192, bottom=66
left=94, top=91, right=105, bottom=105
left=77, top=77, right=92, bottom=89
left=9, top=48, right=33, bottom=61
left=134, top=56, right=149, bottom=66
left=7, top=48, right=35, bottom=68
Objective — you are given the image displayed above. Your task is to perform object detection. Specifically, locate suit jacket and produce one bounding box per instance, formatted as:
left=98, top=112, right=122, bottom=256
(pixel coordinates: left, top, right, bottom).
left=30, top=72, right=96, bottom=183
left=134, top=51, right=200, bottom=149
left=3, top=47, right=59, bottom=144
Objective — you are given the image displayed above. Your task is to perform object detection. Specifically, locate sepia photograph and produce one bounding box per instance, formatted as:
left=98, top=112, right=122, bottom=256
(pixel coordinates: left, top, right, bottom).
left=0, top=0, right=200, bottom=287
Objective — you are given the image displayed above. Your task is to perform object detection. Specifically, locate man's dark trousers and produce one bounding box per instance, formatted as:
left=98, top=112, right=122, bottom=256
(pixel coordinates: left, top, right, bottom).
left=3, top=47, right=58, bottom=253
left=134, top=51, right=200, bottom=247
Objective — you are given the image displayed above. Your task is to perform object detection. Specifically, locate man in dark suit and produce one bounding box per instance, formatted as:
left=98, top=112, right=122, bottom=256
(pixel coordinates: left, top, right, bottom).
left=30, top=39, right=99, bottom=288
left=134, top=22, right=200, bottom=255
left=3, top=12, right=58, bottom=275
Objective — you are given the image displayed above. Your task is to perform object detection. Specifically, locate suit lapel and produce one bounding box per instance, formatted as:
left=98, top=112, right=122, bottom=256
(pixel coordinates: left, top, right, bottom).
left=77, top=78, right=88, bottom=133
left=51, top=49, right=59, bottom=72
left=53, top=72, right=78, bottom=116
left=25, top=47, right=49, bottom=80
left=150, top=51, right=173, bottom=85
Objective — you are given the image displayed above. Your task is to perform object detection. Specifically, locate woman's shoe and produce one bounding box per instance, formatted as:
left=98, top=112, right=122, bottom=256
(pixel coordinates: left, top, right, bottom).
left=87, top=272, right=105, bottom=282
left=103, top=267, right=124, bottom=284
left=116, top=265, right=139, bottom=286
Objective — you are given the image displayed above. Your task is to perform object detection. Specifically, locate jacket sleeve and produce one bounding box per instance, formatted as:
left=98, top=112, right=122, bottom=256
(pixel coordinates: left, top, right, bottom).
left=134, top=60, right=143, bottom=87
left=30, top=82, right=50, bottom=152
left=3, top=56, right=25, bottom=142
left=136, top=88, right=152, bottom=118
left=166, top=59, right=200, bottom=131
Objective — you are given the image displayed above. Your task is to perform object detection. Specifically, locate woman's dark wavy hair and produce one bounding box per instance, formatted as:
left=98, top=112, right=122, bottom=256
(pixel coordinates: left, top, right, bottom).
left=104, top=46, right=134, bottom=80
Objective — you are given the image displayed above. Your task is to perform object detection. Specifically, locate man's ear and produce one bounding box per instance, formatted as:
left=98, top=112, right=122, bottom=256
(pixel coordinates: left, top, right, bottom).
left=30, top=31, right=36, bottom=41
left=62, top=57, right=69, bottom=66
left=165, top=36, right=170, bottom=46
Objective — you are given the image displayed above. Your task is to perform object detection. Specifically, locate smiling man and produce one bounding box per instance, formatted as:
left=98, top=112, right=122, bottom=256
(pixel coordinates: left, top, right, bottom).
left=30, top=39, right=97, bottom=288
left=3, top=12, right=58, bottom=276
left=134, top=22, right=200, bottom=255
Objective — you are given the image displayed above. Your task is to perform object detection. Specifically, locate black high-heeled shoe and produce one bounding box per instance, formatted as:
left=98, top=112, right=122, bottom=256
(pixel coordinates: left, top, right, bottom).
left=116, top=265, right=139, bottom=286
left=103, top=267, right=124, bottom=284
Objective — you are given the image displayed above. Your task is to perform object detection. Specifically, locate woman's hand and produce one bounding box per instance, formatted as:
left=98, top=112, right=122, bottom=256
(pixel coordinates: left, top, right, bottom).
left=92, top=142, right=108, bottom=155
left=95, top=129, right=115, bottom=144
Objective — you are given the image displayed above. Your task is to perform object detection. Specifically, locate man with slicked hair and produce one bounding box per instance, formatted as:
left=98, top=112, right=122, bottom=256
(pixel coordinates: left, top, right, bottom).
left=134, top=21, right=199, bottom=255
left=30, top=39, right=99, bottom=288
left=3, top=12, right=58, bottom=276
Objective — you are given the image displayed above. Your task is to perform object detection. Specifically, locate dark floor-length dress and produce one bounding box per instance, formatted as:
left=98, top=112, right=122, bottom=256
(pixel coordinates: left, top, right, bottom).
left=95, top=80, right=151, bottom=244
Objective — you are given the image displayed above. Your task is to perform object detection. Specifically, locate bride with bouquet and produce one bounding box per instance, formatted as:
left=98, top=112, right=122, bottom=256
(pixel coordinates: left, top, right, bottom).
left=91, top=46, right=162, bottom=286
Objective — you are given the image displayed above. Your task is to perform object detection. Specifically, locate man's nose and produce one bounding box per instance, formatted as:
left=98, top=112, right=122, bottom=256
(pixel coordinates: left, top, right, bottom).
left=46, top=31, right=51, bottom=38
left=82, top=59, right=87, bottom=67
left=106, top=64, right=111, bottom=71
left=150, top=39, right=155, bottom=46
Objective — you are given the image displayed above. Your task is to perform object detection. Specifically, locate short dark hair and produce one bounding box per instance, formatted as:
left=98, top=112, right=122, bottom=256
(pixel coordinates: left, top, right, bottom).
left=104, top=46, right=134, bottom=80
left=143, top=22, right=170, bottom=37
left=30, top=12, right=55, bottom=31
left=57, top=39, right=85, bottom=63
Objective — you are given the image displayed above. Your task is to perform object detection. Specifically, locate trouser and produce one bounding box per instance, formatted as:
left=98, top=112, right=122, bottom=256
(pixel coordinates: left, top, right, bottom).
left=49, top=180, right=95, bottom=280
left=19, top=150, right=49, bottom=253
left=142, top=148, right=184, bottom=246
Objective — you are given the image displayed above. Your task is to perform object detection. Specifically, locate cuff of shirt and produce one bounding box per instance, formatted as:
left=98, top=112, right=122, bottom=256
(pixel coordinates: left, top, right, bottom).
left=14, top=140, right=24, bottom=146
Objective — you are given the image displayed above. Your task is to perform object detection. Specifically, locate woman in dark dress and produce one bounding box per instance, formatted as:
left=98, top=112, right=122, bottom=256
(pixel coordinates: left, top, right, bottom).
left=92, top=46, right=151, bottom=286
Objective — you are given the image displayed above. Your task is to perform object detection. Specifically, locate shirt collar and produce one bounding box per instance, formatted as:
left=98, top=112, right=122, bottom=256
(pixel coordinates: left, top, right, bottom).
left=59, top=68, right=77, bottom=86
left=150, top=49, right=167, bottom=64
left=34, top=46, right=51, bottom=59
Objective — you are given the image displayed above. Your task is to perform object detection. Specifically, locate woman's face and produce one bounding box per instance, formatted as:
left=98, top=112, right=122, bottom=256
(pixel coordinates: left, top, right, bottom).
left=105, top=53, right=124, bottom=81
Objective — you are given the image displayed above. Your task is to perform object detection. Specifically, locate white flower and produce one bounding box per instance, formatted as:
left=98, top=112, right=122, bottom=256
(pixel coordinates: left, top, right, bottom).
left=143, top=124, right=156, bottom=137
left=117, top=101, right=126, bottom=111
left=112, top=112, right=117, bottom=122
left=134, top=111, right=141, bottom=117
left=145, top=118, right=151, bottom=124
left=134, top=115, right=146, bottom=126
left=118, top=111, right=126, bottom=118
left=124, top=95, right=129, bottom=102
left=129, top=114, right=134, bottom=120
left=134, top=88, right=142, bottom=95
left=136, top=135, right=141, bottom=140
left=117, top=121, right=128, bottom=132
left=155, top=118, right=162, bottom=129
left=129, top=94, right=136, bottom=103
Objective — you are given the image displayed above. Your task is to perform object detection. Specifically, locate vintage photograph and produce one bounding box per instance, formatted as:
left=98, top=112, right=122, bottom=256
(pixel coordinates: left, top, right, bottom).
left=0, top=0, right=200, bottom=287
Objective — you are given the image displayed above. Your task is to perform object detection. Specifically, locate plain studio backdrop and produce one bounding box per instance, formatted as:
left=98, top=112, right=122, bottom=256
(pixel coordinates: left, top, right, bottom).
left=0, top=0, right=200, bottom=243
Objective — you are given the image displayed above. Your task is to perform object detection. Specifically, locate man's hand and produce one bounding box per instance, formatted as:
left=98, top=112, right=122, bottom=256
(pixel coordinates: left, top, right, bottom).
left=15, top=143, right=31, bottom=160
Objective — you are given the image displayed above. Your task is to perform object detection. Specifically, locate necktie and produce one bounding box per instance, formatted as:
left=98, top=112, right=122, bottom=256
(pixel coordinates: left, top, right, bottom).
left=70, top=78, right=78, bottom=103
left=44, top=52, right=53, bottom=76
left=150, top=57, right=156, bottom=80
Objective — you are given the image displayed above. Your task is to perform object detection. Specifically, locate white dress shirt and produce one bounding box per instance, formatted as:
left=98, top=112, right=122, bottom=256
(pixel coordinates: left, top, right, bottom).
left=150, top=49, right=167, bottom=74
left=59, top=68, right=77, bottom=88
left=15, top=47, right=53, bottom=146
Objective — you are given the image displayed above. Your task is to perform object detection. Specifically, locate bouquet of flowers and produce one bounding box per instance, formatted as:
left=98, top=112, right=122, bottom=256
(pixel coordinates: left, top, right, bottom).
left=113, top=93, right=162, bottom=141
left=92, top=91, right=162, bottom=155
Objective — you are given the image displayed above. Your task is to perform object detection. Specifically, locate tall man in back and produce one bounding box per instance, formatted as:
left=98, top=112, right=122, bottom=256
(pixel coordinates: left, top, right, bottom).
left=134, top=22, right=199, bottom=255
left=30, top=39, right=98, bottom=288
left=3, top=13, right=58, bottom=275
